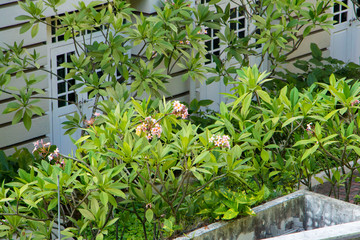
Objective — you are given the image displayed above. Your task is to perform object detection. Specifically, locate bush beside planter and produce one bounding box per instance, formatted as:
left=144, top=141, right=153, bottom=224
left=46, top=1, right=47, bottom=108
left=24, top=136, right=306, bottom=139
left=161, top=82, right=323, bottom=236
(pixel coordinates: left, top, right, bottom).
left=175, top=190, right=360, bottom=240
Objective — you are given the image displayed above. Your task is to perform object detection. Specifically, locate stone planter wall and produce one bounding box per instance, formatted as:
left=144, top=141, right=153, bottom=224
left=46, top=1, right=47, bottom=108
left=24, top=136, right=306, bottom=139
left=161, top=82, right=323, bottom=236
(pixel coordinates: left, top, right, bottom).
left=175, top=190, right=360, bottom=240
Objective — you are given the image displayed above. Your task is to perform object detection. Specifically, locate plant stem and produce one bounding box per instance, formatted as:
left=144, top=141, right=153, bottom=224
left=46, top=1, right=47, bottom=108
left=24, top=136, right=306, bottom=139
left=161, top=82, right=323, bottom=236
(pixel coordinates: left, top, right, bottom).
left=132, top=202, right=148, bottom=240
left=57, top=175, right=61, bottom=240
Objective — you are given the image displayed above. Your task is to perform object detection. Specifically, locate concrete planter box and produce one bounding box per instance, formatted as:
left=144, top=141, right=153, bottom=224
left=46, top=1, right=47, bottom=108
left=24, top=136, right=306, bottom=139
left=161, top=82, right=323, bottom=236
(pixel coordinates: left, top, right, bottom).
left=175, top=190, right=360, bottom=240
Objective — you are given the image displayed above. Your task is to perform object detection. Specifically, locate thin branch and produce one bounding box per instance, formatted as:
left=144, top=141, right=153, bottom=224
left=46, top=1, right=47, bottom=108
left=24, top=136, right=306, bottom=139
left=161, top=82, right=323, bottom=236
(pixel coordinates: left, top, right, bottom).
left=189, top=174, right=227, bottom=195
left=69, top=189, right=95, bottom=219
left=60, top=153, right=92, bottom=171
left=175, top=172, right=191, bottom=214
left=171, top=170, right=189, bottom=204
left=136, top=172, right=175, bottom=215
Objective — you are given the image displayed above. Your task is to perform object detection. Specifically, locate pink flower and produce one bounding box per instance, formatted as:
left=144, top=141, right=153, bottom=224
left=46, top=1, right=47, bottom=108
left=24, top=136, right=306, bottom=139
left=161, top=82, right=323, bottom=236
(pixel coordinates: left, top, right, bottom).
left=54, top=148, right=60, bottom=157
left=351, top=100, right=360, bottom=106
left=32, top=140, right=40, bottom=153
left=172, top=101, right=188, bottom=119
left=33, top=140, right=40, bottom=147
left=209, top=134, right=231, bottom=149
left=146, top=134, right=153, bottom=140
left=59, top=161, right=65, bottom=168
left=85, top=118, right=95, bottom=126
left=32, top=139, right=50, bottom=153
left=94, top=112, right=101, bottom=117
left=136, top=116, right=162, bottom=139
left=151, top=124, right=162, bottom=138
left=185, top=40, right=190, bottom=45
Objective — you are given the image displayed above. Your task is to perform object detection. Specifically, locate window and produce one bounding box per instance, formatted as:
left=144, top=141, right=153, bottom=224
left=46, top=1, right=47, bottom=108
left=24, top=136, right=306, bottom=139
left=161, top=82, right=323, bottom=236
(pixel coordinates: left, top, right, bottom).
left=230, top=7, right=246, bottom=39
left=333, top=0, right=348, bottom=25
left=204, top=6, right=248, bottom=64
left=204, top=27, right=220, bottom=64
left=255, top=28, right=262, bottom=49
left=55, top=51, right=76, bottom=108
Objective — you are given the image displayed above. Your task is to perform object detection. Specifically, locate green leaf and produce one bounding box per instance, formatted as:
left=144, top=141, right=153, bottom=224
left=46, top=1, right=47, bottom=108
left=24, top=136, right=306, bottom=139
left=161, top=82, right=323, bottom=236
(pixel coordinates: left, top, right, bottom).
left=15, top=15, right=33, bottom=21
left=75, top=135, right=90, bottom=145
left=96, top=233, right=104, bottom=240
left=23, top=110, right=32, bottom=130
left=310, top=43, right=322, bottom=59
left=324, top=109, right=340, bottom=120
left=269, top=171, right=280, bottom=178
left=260, top=149, right=269, bottom=162
left=282, top=116, right=304, bottom=128
left=12, top=109, right=23, bottom=124
left=314, top=176, right=324, bottom=184
left=194, top=151, right=210, bottom=165
left=20, top=22, right=32, bottom=34
left=48, top=198, right=58, bottom=211
left=290, top=87, right=299, bottom=108
left=347, top=146, right=360, bottom=156
left=301, top=144, right=318, bottom=161
left=106, top=188, right=126, bottom=199
left=79, top=209, right=95, bottom=221
left=100, top=192, right=108, bottom=206
left=145, top=209, right=153, bottom=223
left=257, top=90, right=271, bottom=104
left=3, top=102, right=21, bottom=114
left=241, top=93, right=252, bottom=118
left=222, top=208, right=239, bottom=220
left=31, top=23, right=39, bottom=38
left=303, top=25, right=312, bottom=37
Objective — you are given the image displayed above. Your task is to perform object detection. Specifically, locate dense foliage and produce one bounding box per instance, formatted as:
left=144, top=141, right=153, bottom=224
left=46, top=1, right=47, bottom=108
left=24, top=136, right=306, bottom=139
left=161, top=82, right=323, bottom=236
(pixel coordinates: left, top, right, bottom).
left=2, top=67, right=360, bottom=239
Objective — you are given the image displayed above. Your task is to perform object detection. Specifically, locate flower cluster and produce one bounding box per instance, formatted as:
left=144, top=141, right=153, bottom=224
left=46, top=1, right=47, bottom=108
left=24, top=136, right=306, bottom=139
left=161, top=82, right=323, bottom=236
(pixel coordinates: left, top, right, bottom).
left=197, top=29, right=207, bottom=35
left=32, top=140, right=64, bottom=166
left=84, top=112, right=101, bottom=126
left=136, top=116, right=162, bottom=140
left=351, top=99, right=360, bottom=106
left=179, top=40, right=191, bottom=45
left=32, top=139, right=50, bottom=153
left=209, top=134, right=231, bottom=149
left=172, top=101, right=188, bottom=119
left=48, top=147, right=60, bottom=161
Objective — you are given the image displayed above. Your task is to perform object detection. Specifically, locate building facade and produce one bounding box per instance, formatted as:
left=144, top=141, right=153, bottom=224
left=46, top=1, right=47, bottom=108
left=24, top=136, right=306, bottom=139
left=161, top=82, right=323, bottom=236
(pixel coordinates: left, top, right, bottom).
left=0, top=0, right=359, bottom=154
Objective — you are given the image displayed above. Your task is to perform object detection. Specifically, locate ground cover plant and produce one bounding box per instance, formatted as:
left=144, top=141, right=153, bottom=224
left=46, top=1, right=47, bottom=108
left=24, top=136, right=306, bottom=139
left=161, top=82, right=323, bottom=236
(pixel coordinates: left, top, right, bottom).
left=1, top=0, right=359, bottom=239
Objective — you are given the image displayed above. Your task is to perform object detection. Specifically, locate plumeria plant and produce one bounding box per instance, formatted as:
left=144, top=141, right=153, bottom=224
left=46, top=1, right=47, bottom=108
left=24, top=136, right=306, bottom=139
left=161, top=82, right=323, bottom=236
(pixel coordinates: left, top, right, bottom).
left=210, top=65, right=360, bottom=200
left=0, top=95, right=257, bottom=239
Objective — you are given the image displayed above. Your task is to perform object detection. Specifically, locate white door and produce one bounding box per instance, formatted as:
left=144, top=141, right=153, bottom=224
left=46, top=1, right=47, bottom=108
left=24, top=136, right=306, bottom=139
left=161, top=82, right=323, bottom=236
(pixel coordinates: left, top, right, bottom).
left=50, top=46, right=93, bottom=155
left=331, top=0, right=360, bottom=64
